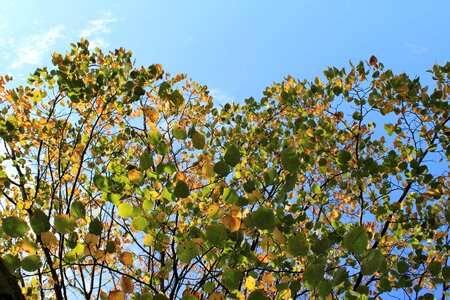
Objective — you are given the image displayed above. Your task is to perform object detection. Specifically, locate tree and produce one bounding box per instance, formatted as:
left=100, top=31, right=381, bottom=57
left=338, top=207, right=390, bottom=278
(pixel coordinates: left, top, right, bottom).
left=0, top=39, right=449, bottom=300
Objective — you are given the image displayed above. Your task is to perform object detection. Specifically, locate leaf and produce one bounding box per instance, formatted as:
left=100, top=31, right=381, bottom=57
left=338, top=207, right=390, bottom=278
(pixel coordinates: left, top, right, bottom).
left=2, top=254, right=21, bottom=273
left=311, top=183, right=321, bottom=194
left=119, top=252, right=133, bottom=266
left=224, top=145, right=241, bottom=167
left=332, top=268, right=347, bottom=286
left=213, top=160, right=230, bottom=176
left=2, top=216, right=30, bottom=237
left=429, top=261, right=441, bottom=276
left=442, top=266, right=450, bottom=281
left=21, top=254, right=42, bottom=272
left=222, top=187, right=239, bottom=204
left=206, top=223, right=227, bottom=247
left=70, top=201, right=86, bottom=219
left=221, top=215, right=240, bottom=232
left=172, top=124, right=187, bottom=140
left=281, top=147, right=299, bottom=172
left=131, top=216, right=148, bottom=231
left=252, top=206, right=275, bottom=230
left=174, top=180, right=190, bottom=198
left=30, top=209, right=50, bottom=235
left=177, top=240, right=200, bottom=264
left=287, top=235, right=309, bottom=256
left=248, top=290, right=270, bottom=300
left=106, top=241, right=116, bottom=254
left=303, top=264, right=324, bottom=288
left=222, top=269, right=242, bottom=290
left=89, top=218, right=103, bottom=236
left=192, top=131, right=205, bottom=149
left=121, top=276, right=134, bottom=293
left=118, top=203, right=134, bottom=219
left=108, top=290, right=126, bottom=300
left=127, top=169, right=144, bottom=185
left=361, top=249, right=384, bottom=275
left=343, top=226, right=369, bottom=255
left=140, top=153, right=154, bottom=170
left=54, top=214, right=76, bottom=234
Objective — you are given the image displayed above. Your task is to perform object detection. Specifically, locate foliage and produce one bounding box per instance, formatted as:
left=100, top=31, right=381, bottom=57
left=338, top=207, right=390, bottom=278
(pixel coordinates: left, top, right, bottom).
left=0, top=39, right=449, bottom=299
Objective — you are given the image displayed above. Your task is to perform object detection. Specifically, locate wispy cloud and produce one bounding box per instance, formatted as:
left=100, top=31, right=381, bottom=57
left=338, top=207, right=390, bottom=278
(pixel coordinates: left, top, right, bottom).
left=406, top=43, right=428, bottom=55
left=10, top=25, right=65, bottom=69
left=210, top=88, right=234, bottom=106
left=80, top=12, right=118, bottom=49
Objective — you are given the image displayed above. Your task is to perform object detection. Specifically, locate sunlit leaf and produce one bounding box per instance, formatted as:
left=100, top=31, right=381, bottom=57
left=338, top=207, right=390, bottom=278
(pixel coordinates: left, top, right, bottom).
left=118, top=203, right=134, bottom=219
left=54, top=214, right=76, bottom=234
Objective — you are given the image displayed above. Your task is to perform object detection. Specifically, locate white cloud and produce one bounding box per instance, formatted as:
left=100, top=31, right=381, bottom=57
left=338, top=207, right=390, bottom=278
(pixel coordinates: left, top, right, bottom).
left=10, top=25, right=65, bottom=69
left=210, top=88, right=234, bottom=106
left=406, top=43, right=428, bottom=55
left=80, top=12, right=118, bottom=49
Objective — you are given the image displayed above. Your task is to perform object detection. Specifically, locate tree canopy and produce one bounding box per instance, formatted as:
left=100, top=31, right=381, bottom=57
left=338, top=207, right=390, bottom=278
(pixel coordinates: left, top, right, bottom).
left=0, top=39, right=449, bottom=300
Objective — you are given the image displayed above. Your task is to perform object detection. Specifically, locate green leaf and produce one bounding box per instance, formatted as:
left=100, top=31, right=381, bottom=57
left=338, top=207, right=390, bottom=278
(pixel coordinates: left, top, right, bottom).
left=140, top=152, right=154, bottom=170
left=224, top=145, right=241, bottom=167
left=429, top=261, right=441, bottom=276
left=252, top=206, right=275, bottom=230
left=343, top=226, right=369, bottom=255
left=214, top=160, right=230, bottom=176
left=118, top=203, right=134, bottom=219
left=222, top=269, right=242, bottom=290
left=54, top=215, right=76, bottom=234
left=248, top=290, right=270, bottom=300
left=2, top=254, right=21, bottom=273
left=281, top=147, right=299, bottom=172
left=89, top=218, right=103, bottom=236
left=21, top=254, right=42, bottom=272
left=223, top=187, right=239, bottom=204
left=2, top=216, right=30, bottom=238
left=397, top=260, right=409, bottom=274
left=172, top=124, right=187, bottom=140
left=30, top=209, right=50, bottom=235
left=311, top=183, right=321, bottom=194
left=192, top=131, right=205, bottom=149
left=132, top=216, right=148, bottom=231
left=287, top=235, right=309, bottom=256
left=442, top=266, right=450, bottom=281
left=206, top=223, right=227, bottom=247
left=332, top=268, right=347, bottom=286
left=174, top=180, right=190, bottom=198
left=361, top=249, right=384, bottom=275
left=106, top=241, right=116, bottom=254
left=303, top=264, right=324, bottom=288
left=177, top=240, right=200, bottom=264
left=70, top=201, right=86, bottom=219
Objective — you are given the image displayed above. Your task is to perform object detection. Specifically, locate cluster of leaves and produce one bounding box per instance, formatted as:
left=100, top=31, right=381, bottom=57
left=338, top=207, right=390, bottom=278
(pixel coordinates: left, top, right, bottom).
left=0, top=40, right=449, bottom=300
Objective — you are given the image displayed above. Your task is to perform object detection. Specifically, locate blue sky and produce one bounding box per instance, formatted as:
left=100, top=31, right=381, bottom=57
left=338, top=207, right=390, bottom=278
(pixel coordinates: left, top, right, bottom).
left=1, top=0, right=449, bottom=104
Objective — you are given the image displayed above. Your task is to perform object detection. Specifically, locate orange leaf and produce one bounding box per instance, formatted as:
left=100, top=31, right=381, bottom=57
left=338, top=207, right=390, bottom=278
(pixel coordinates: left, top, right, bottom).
left=221, top=215, right=240, bottom=232
left=119, top=252, right=133, bottom=266
left=120, top=276, right=134, bottom=293
left=108, top=290, right=125, bottom=300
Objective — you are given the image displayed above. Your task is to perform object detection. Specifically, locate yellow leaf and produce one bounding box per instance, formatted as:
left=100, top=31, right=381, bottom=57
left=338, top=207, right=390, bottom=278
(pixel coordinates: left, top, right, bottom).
left=144, top=106, right=159, bottom=123
left=306, top=128, right=314, bottom=137
left=127, top=169, right=144, bottom=185
left=119, top=251, right=133, bottom=266
left=244, top=276, right=256, bottom=291
left=207, top=292, right=225, bottom=300
left=202, top=162, right=215, bottom=178
left=143, top=234, right=154, bottom=246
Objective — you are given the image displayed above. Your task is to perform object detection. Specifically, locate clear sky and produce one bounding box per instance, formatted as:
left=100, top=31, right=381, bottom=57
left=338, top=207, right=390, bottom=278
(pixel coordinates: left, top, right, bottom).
left=1, top=0, right=449, bottom=104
